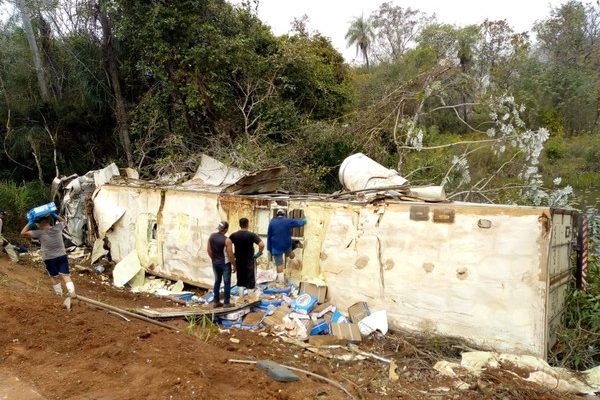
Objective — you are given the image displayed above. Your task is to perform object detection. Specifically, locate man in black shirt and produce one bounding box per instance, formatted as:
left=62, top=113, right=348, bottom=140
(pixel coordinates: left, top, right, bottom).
left=230, top=218, right=264, bottom=290
left=207, top=221, right=235, bottom=308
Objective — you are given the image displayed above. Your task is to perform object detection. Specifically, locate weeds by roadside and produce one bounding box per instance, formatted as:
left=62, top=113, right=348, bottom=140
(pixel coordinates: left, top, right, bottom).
left=185, top=314, right=219, bottom=342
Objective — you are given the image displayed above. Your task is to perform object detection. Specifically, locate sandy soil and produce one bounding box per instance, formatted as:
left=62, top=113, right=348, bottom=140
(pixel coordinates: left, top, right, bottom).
left=0, top=252, right=580, bottom=400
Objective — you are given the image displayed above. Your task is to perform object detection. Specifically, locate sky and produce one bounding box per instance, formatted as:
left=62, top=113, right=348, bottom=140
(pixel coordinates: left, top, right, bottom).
left=234, top=0, right=568, bottom=62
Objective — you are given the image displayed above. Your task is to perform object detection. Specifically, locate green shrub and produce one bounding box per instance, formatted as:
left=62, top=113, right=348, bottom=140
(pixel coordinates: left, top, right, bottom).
left=550, top=214, right=600, bottom=370
left=584, top=138, right=600, bottom=166
left=544, top=136, right=566, bottom=161
left=0, top=181, right=49, bottom=235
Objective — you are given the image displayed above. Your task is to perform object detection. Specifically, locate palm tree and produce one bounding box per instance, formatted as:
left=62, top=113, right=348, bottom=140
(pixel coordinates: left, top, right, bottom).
left=345, top=15, right=374, bottom=70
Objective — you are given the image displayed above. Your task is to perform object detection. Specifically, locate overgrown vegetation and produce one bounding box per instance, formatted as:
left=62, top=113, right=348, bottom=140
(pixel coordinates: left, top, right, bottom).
left=0, top=180, right=48, bottom=235
left=0, top=0, right=598, bottom=206
left=549, top=214, right=600, bottom=370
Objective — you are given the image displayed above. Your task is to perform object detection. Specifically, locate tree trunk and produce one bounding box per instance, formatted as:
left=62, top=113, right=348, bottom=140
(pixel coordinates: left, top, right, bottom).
left=30, top=141, right=43, bottom=183
left=97, top=2, right=133, bottom=167
left=16, top=0, right=50, bottom=102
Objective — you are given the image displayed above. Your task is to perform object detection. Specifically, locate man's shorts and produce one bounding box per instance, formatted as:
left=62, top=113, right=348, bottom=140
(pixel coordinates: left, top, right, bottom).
left=44, top=255, right=70, bottom=277
left=272, top=251, right=293, bottom=267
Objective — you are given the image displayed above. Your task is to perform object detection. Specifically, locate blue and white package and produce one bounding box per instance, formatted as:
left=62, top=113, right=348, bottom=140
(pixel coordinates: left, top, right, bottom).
left=26, top=202, right=57, bottom=223
left=291, top=293, right=318, bottom=315
left=258, top=298, right=284, bottom=310
left=220, top=318, right=242, bottom=329
left=263, top=285, right=292, bottom=295
left=331, top=309, right=349, bottom=323
left=204, top=292, right=215, bottom=304
left=310, top=320, right=331, bottom=335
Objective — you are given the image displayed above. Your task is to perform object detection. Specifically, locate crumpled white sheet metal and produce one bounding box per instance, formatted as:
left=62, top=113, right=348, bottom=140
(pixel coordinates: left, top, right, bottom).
left=183, top=154, right=246, bottom=187
left=93, top=163, right=120, bottom=187
left=91, top=238, right=108, bottom=264
left=434, top=351, right=600, bottom=395
left=112, top=250, right=142, bottom=288
left=93, top=189, right=126, bottom=239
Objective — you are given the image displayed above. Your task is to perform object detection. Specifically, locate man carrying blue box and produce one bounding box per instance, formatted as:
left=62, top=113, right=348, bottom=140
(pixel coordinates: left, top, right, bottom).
left=21, top=208, right=76, bottom=302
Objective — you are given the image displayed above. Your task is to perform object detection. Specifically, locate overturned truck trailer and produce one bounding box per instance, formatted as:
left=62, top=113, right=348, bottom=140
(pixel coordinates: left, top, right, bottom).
left=93, top=175, right=574, bottom=359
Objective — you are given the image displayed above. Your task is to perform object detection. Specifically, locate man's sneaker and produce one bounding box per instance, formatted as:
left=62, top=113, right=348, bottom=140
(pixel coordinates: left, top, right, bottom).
left=212, top=302, right=223, bottom=309
left=223, top=303, right=235, bottom=309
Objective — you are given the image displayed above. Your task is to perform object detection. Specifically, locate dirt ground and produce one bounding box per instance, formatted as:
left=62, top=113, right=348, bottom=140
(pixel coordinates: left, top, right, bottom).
left=0, top=252, right=583, bottom=400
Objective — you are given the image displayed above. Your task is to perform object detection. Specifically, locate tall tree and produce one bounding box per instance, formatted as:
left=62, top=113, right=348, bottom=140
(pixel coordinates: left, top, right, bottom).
left=15, top=0, right=50, bottom=102
left=345, top=15, right=373, bottom=70
left=370, top=2, right=433, bottom=62
left=95, top=0, right=133, bottom=167
left=534, top=0, right=600, bottom=132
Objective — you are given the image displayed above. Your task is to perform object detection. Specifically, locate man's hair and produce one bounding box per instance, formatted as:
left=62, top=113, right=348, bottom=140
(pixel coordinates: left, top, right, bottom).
left=35, top=215, right=53, bottom=225
left=239, top=218, right=249, bottom=228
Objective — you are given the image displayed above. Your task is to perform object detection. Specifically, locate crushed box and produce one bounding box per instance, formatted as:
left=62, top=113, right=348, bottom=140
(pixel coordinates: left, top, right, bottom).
left=242, top=311, right=265, bottom=327
left=308, top=335, right=346, bottom=346
left=330, top=323, right=362, bottom=342
left=310, top=302, right=335, bottom=318
left=348, top=301, right=370, bottom=323
left=299, top=281, right=328, bottom=304
left=263, top=306, right=289, bottom=328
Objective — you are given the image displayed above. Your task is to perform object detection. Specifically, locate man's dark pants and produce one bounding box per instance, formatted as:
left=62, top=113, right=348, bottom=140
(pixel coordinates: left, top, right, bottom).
left=212, top=262, right=232, bottom=304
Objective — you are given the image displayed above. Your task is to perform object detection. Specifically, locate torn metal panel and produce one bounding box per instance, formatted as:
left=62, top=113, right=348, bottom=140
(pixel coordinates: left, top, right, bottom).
left=91, top=238, right=108, bottom=264
left=93, top=163, right=120, bottom=186
left=62, top=179, right=89, bottom=245
left=183, top=154, right=247, bottom=187
left=93, top=189, right=126, bottom=239
left=409, top=186, right=447, bottom=202
left=221, top=166, right=288, bottom=194
left=113, top=250, right=143, bottom=287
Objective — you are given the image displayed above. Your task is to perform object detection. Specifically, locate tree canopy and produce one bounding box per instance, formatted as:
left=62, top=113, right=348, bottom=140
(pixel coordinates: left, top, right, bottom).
left=0, top=0, right=599, bottom=205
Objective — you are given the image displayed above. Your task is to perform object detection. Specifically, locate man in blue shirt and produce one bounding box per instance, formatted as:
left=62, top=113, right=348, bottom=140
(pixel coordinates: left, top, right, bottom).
left=267, top=209, right=306, bottom=283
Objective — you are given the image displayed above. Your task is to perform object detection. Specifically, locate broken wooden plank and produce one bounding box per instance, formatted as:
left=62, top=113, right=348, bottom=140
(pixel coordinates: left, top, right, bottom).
left=132, top=300, right=260, bottom=318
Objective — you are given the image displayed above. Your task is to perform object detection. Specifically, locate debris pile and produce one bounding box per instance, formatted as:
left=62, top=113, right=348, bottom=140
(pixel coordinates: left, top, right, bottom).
left=186, top=279, right=389, bottom=347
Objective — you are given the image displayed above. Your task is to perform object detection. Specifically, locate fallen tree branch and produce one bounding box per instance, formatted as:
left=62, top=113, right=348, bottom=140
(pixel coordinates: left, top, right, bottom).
left=76, top=295, right=179, bottom=332
left=108, top=310, right=131, bottom=322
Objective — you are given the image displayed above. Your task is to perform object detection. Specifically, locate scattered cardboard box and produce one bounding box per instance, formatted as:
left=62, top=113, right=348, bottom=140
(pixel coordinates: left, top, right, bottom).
left=299, top=281, right=327, bottom=304
left=243, top=311, right=265, bottom=327
left=308, top=335, right=346, bottom=347
left=348, top=301, right=370, bottom=323
left=311, top=302, right=335, bottom=318
left=330, top=323, right=362, bottom=342
left=263, top=306, right=289, bottom=328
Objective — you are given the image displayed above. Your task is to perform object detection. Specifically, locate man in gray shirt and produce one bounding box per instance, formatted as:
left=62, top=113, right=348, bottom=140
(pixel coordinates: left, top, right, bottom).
left=21, top=214, right=76, bottom=299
